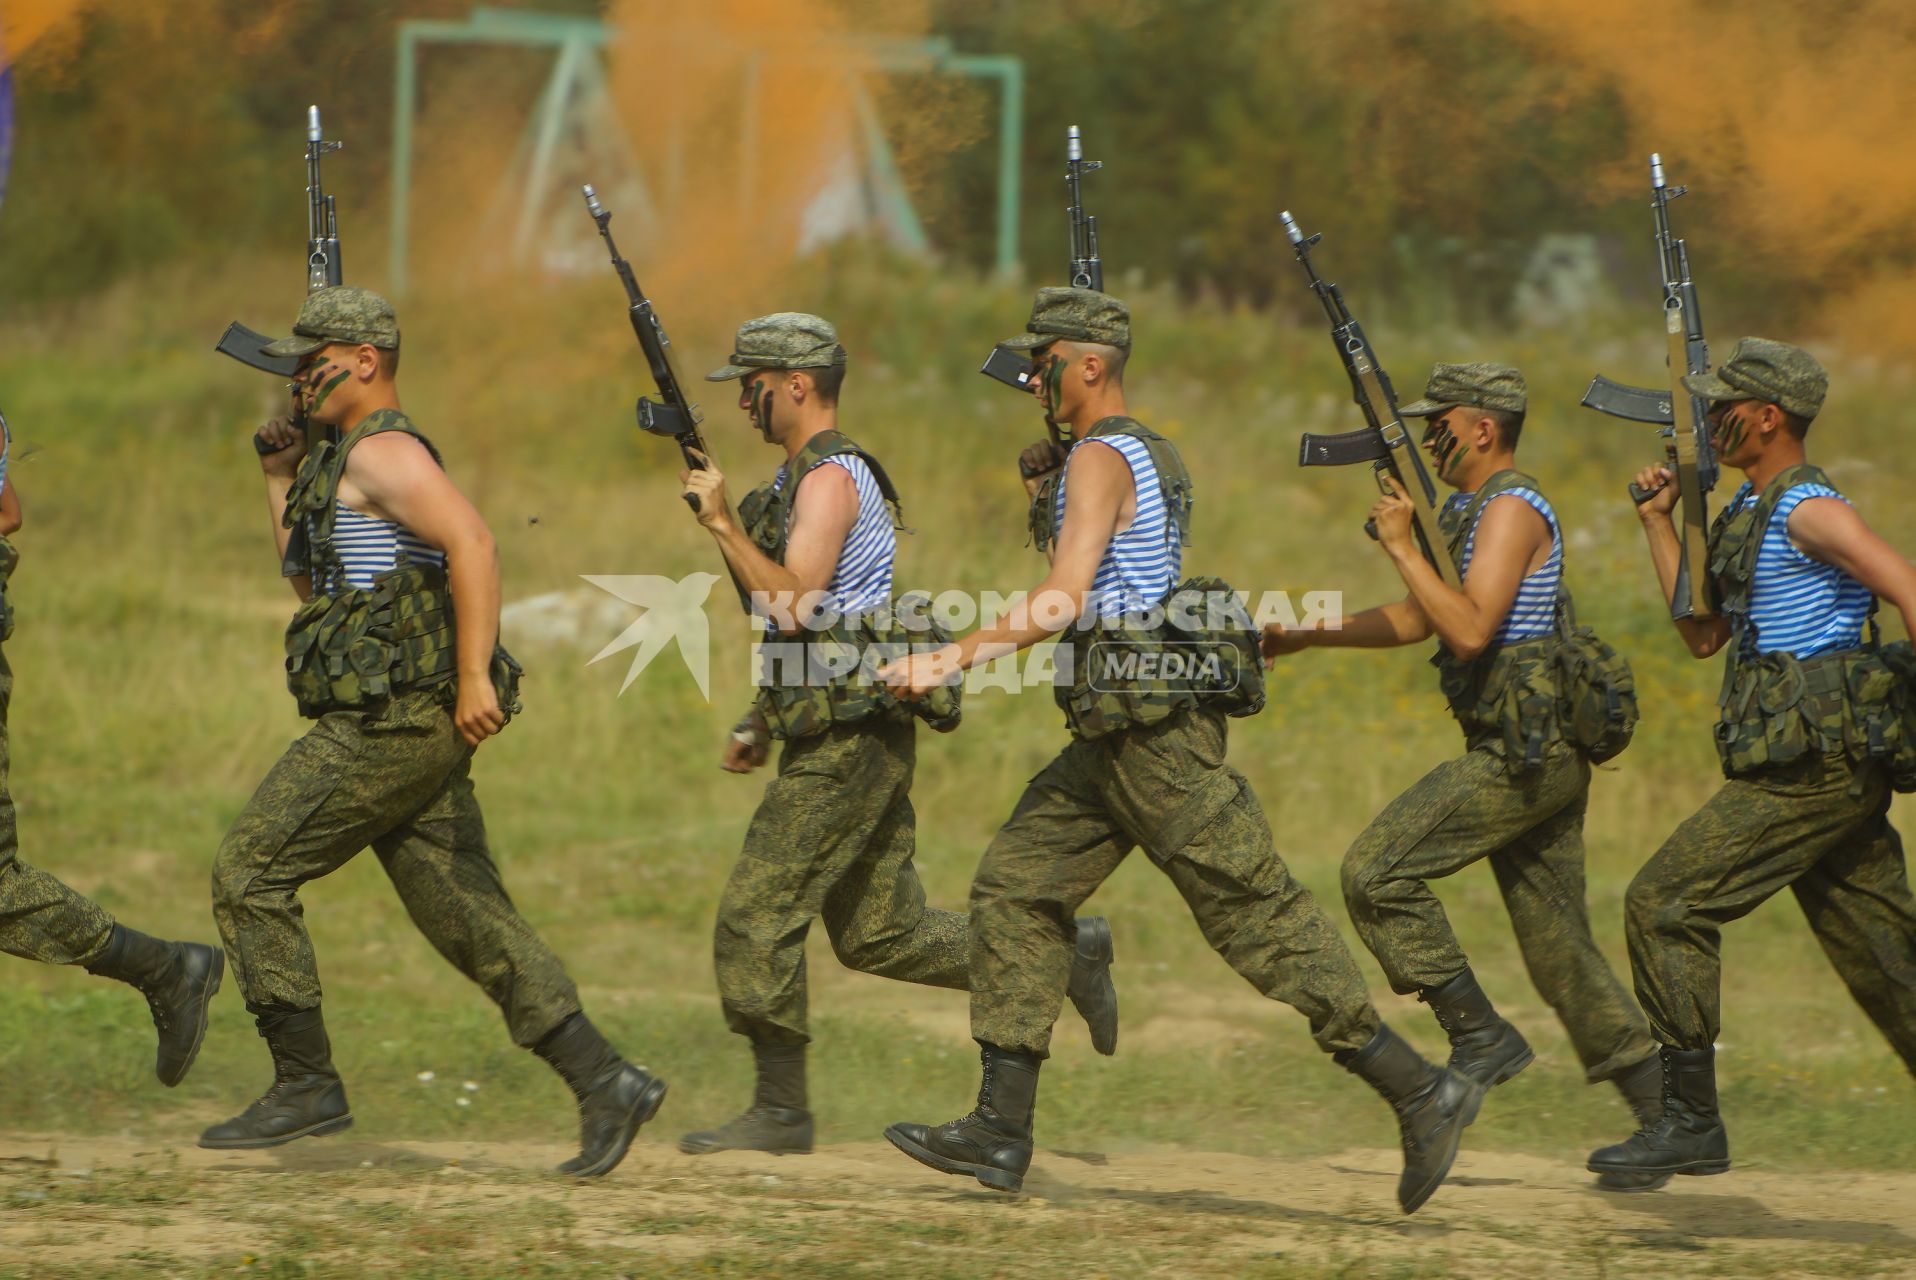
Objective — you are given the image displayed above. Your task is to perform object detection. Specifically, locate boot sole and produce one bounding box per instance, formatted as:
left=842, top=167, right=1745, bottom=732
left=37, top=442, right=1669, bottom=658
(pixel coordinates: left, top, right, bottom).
left=160, top=950, right=225, bottom=1089
left=1587, top=1156, right=1729, bottom=1180
left=884, top=1124, right=1023, bottom=1193
left=1456, top=1042, right=1532, bottom=1126
left=563, top=1075, right=669, bottom=1179
left=198, top=1113, right=354, bottom=1151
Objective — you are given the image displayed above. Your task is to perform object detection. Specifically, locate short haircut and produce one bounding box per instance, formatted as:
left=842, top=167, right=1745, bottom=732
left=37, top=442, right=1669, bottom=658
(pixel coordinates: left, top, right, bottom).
left=1781, top=407, right=1813, bottom=438
left=377, top=345, right=401, bottom=379
left=805, top=362, right=846, bottom=405
left=1073, top=340, right=1128, bottom=386
left=1483, top=407, right=1524, bottom=451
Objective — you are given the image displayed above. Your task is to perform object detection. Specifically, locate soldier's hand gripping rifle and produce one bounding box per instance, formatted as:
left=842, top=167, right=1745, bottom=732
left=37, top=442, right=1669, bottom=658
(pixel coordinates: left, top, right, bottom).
left=1581, top=154, right=1717, bottom=620
left=213, top=106, right=344, bottom=455
left=981, top=124, right=1105, bottom=397
left=1283, top=212, right=1461, bottom=589
left=581, top=184, right=748, bottom=610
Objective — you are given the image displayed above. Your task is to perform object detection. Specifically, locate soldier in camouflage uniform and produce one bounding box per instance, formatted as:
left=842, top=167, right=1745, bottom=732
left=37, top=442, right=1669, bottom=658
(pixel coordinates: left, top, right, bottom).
left=204, top=287, right=664, bottom=1178
left=1265, top=363, right=1662, bottom=1146
left=1590, top=338, right=1916, bottom=1188
left=879, top=288, right=1480, bottom=1214
left=671, top=313, right=1118, bottom=1158
left=0, top=405, right=224, bottom=1088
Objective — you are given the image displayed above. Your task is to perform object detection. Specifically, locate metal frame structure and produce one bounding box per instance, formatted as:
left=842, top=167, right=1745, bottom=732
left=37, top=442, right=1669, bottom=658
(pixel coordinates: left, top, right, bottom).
left=390, top=7, right=1023, bottom=294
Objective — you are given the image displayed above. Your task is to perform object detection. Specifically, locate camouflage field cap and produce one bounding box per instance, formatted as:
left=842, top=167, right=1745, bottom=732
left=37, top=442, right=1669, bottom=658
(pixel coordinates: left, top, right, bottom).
left=1398, top=362, right=1527, bottom=417
left=704, top=312, right=847, bottom=381
left=1681, top=336, right=1827, bottom=420
left=999, top=286, right=1131, bottom=351
left=259, top=285, right=400, bottom=359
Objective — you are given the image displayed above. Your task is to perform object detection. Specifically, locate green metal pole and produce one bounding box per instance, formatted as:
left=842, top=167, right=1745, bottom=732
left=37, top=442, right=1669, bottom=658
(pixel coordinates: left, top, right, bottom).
left=948, top=55, right=1023, bottom=277
left=391, top=24, right=419, bottom=295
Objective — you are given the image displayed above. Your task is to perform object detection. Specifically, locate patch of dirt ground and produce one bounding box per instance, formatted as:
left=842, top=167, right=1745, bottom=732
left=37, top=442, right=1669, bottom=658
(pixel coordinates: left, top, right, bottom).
left=3, top=1132, right=1914, bottom=1278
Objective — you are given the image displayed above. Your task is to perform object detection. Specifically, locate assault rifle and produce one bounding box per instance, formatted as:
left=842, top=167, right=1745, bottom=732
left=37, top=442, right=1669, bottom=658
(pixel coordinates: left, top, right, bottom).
left=1283, top=211, right=1461, bottom=588
left=213, top=106, right=344, bottom=454
left=1581, top=153, right=1717, bottom=620
left=581, top=184, right=747, bottom=609
left=980, top=124, right=1104, bottom=393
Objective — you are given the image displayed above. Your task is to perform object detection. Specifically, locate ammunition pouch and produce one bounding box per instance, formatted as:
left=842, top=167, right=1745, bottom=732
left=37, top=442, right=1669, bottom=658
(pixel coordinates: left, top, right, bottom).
left=1553, top=618, right=1638, bottom=765
left=1716, top=643, right=1910, bottom=790
left=1434, top=638, right=1559, bottom=772
left=1054, top=576, right=1264, bottom=742
left=0, top=534, right=17, bottom=643
left=284, top=562, right=466, bottom=718
left=755, top=591, right=962, bottom=742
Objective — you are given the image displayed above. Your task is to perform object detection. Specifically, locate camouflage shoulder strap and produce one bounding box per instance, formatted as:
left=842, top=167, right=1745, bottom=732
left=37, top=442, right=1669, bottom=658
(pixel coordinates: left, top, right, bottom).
left=1712, top=462, right=1833, bottom=653
left=1086, top=415, right=1194, bottom=547
left=279, top=408, right=447, bottom=586
left=741, top=428, right=904, bottom=565
left=1439, top=468, right=1545, bottom=569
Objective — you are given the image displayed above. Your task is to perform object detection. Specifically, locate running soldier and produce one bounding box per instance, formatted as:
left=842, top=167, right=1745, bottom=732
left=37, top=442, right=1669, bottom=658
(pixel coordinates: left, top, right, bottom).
left=1590, top=338, right=1916, bottom=1188
left=204, top=287, right=664, bottom=1178
left=879, top=288, right=1479, bottom=1214
left=1264, top=363, right=1662, bottom=1141
left=673, top=312, right=1117, bottom=1158
left=0, top=406, right=223, bottom=1088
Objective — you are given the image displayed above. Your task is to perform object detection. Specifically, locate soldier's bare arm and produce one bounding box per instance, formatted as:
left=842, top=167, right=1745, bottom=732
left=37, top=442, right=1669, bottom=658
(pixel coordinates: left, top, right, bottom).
left=256, top=414, right=312, bottom=601
left=880, top=440, right=1126, bottom=695
left=1390, top=491, right=1543, bottom=661
left=1788, top=497, right=1916, bottom=639
left=1263, top=597, right=1431, bottom=660
left=0, top=474, right=23, bottom=535
left=682, top=452, right=857, bottom=635
left=1634, top=463, right=1730, bottom=657
left=347, top=433, right=504, bottom=746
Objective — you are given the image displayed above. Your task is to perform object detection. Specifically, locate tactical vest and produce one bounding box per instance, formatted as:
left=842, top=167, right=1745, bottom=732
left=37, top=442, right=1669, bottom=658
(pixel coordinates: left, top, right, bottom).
left=737, top=429, right=960, bottom=741
left=1709, top=463, right=1913, bottom=789
left=1431, top=470, right=1637, bottom=772
left=279, top=409, right=522, bottom=721
left=1032, top=418, right=1265, bottom=741
left=0, top=534, right=18, bottom=644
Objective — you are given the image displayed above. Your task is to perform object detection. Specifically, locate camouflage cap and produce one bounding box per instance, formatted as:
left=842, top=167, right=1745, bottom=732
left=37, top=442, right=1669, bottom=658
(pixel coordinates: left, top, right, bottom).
left=1680, top=336, right=1827, bottom=420
left=999, top=286, right=1131, bottom=351
left=1397, top=362, right=1527, bottom=417
left=259, top=285, right=400, bottom=359
left=704, top=312, right=847, bottom=381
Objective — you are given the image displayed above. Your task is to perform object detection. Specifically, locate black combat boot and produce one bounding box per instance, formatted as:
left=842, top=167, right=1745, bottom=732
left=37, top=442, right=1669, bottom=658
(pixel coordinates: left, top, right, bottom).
left=885, top=1043, right=1041, bottom=1193
left=1587, top=1045, right=1729, bottom=1190
left=1418, top=967, right=1533, bottom=1088
left=1593, top=1052, right=1673, bottom=1191
left=1066, top=916, right=1119, bottom=1056
left=1338, top=1023, right=1483, bottom=1214
left=533, top=1012, right=668, bottom=1178
left=83, top=924, right=224, bottom=1088
left=680, top=1042, right=813, bottom=1155
left=199, top=1007, right=353, bottom=1149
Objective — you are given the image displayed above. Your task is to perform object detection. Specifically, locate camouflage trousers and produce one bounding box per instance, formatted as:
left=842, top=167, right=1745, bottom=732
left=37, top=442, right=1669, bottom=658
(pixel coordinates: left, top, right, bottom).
left=970, top=707, right=1378, bottom=1057
left=714, top=713, right=968, bottom=1045
left=0, top=648, right=115, bottom=966
left=1628, top=750, right=1916, bottom=1072
left=212, top=690, right=581, bottom=1047
left=1342, top=741, right=1655, bottom=1082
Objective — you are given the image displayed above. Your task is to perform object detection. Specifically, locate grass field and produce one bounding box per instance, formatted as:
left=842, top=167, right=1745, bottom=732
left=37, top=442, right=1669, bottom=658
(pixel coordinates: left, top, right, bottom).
left=0, top=254, right=1912, bottom=1277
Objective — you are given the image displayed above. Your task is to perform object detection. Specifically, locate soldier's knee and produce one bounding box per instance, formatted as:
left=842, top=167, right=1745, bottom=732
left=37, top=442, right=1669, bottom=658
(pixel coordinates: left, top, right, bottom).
left=210, top=843, right=254, bottom=915
left=1340, top=847, right=1387, bottom=910
left=1624, top=873, right=1685, bottom=941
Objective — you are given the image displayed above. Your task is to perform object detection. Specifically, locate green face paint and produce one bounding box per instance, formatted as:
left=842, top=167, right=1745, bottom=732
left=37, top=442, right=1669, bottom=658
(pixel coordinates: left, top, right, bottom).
left=1422, top=415, right=1468, bottom=478
left=1712, top=405, right=1750, bottom=456
left=1039, top=352, right=1067, bottom=428
left=303, top=365, right=353, bottom=418
left=747, top=380, right=776, bottom=442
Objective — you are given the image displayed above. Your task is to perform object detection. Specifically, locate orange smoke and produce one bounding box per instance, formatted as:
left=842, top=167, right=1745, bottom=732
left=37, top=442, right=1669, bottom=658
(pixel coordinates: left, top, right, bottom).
left=1483, top=0, right=1916, bottom=352
left=0, top=0, right=90, bottom=63
left=602, top=0, right=934, bottom=311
